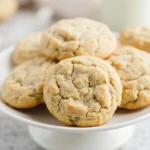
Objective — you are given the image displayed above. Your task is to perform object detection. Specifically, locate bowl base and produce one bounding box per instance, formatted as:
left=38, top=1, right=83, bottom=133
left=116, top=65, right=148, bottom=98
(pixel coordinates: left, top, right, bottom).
left=28, top=125, right=134, bottom=150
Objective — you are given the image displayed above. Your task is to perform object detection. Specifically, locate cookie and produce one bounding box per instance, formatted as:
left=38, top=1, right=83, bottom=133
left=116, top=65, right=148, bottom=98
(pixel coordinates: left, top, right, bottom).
left=41, top=18, right=117, bottom=61
left=44, top=56, right=122, bottom=127
left=107, top=46, right=150, bottom=109
left=12, top=33, right=43, bottom=65
left=2, top=57, right=56, bottom=109
left=0, top=0, right=18, bottom=21
left=119, top=25, right=150, bottom=52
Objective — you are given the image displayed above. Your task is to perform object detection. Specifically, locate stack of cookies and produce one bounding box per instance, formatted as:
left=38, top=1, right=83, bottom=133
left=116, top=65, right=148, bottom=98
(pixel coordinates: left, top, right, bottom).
left=2, top=18, right=150, bottom=127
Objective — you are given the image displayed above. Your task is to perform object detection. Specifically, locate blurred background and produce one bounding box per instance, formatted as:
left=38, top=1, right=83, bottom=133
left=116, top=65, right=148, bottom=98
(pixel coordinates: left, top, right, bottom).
left=0, top=0, right=150, bottom=50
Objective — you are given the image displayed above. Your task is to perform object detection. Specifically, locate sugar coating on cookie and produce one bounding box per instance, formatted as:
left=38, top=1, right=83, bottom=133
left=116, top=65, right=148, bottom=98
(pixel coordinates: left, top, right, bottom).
left=120, top=25, right=150, bottom=52
left=0, top=0, right=18, bottom=21
left=107, top=46, right=150, bottom=109
left=41, top=18, right=117, bottom=61
left=2, top=57, right=56, bottom=109
left=12, top=33, right=43, bottom=65
left=44, top=56, right=122, bottom=127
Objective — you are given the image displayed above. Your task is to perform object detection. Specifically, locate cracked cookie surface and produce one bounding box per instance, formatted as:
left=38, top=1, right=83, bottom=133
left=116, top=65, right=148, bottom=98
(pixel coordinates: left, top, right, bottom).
left=107, top=46, right=150, bottom=109
left=119, top=25, right=150, bottom=53
left=2, top=57, right=56, bottom=109
left=12, top=33, right=43, bottom=65
left=44, top=56, right=122, bottom=127
left=41, top=18, right=117, bottom=61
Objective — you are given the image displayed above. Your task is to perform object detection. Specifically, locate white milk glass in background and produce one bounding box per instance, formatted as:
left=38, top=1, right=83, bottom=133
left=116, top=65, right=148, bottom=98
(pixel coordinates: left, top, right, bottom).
left=100, top=0, right=150, bottom=31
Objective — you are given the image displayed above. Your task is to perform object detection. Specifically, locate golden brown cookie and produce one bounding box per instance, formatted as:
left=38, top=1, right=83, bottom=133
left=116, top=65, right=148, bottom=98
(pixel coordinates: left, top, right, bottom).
left=41, top=18, right=117, bottom=61
left=12, top=33, right=43, bottom=65
left=107, top=46, right=150, bottom=109
left=119, top=25, right=150, bottom=52
left=2, top=57, right=56, bottom=109
left=44, top=56, right=122, bottom=127
left=0, top=0, right=18, bottom=21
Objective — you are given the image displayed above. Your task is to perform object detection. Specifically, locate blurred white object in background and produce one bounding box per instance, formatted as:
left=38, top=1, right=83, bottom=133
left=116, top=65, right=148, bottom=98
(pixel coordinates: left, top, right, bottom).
left=37, top=0, right=150, bottom=31
left=0, top=6, right=53, bottom=50
left=100, top=0, right=150, bottom=31
left=36, top=0, right=103, bottom=18
left=0, top=36, right=2, bottom=50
